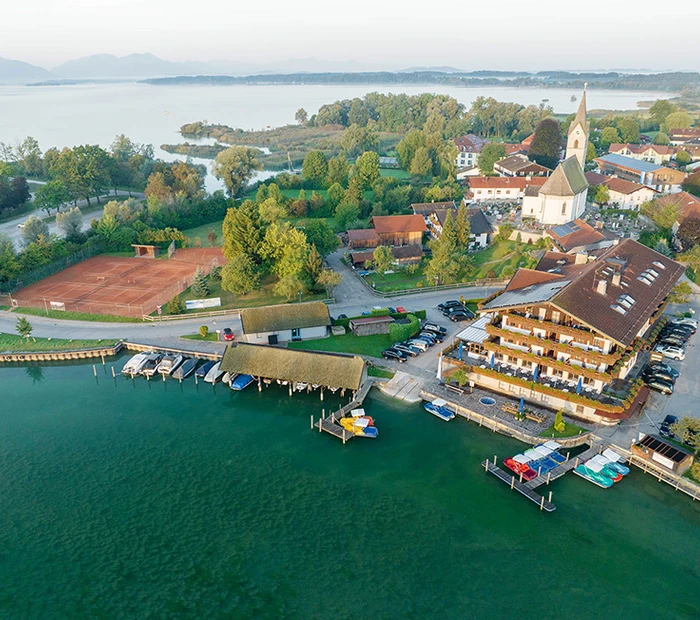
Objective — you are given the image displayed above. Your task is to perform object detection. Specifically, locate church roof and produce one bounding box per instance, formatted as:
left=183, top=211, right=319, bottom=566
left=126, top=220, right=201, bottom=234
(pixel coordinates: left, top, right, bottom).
left=539, top=157, right=588, bottom=197
left=568, top=89, right=588, bottom=136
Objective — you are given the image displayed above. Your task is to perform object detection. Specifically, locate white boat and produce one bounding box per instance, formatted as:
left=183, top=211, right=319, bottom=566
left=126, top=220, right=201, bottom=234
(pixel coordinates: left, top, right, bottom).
left=221, top=372, right=231, bottom=384
left=156, top=355, right=184, bottom=376
left=328, top=386, right=339, bottom=393
left=424, top=398, right=455, bottom=422
left=204, top=361, right=225, bottom=384
left=121, top=353, right=150, bottom=376
left=351, top=408, right=366, bottom=418
left=295, top=382, right=308, bottom=392
left=141, top=354, right=163, bottom=377
left=276, top=379, right=289, bottom=386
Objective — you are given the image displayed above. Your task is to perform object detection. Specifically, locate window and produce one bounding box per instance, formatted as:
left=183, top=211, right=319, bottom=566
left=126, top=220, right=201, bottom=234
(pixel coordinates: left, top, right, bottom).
left=574, top=140, right=579, bottom=149
left=291, top=328, right=301, bottom=339
left=561, top=202, right=567, bottom=215
left=576, top=404, right=584, bottom=414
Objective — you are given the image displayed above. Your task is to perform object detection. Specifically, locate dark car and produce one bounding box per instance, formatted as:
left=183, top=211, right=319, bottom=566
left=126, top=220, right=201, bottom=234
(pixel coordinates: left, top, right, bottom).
left=660, top=328, right=691, bottom=341
left=642, top=369, right=676, bottom=385
left=393, top=344, right=420, bottom=357
left=646, top=362, right=679, bottom=379
left=387, top=307, right=397, bottom=314
left=445, top=305, right=474, bottom=318
left=423, top=323, right=447, bottom=335
left=382, top=348, right=407, bottom=363
left=448, top=311, right=471, bottom=322
left=647, top=378, right=674, bottom=395
left=659, top=415, right=678, bottom=438
left=337, top=314, right=348, bottom=320
left=659, top=337, right=686, bottom=348
left=222, top=328, right=235, bottom=342
left=414, top=334, right=436, bottom=346
left=437, top=300, right=463, bottom=311
left=421, top=330, right=444, bottom=342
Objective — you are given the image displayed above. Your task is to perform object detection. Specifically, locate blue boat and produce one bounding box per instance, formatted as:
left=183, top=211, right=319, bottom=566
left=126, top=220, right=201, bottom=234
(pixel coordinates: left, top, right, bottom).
left=230, top=374, right=255, bottom=391
left=424, top=398, right=455, bottom=422
left=601, top=448, right=630, bottom=476
left=357, top=425, right=379, bottom=438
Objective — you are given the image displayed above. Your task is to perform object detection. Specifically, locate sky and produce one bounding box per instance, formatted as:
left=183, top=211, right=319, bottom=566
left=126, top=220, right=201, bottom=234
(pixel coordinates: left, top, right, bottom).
left=2, top=0, right=699, bottom=71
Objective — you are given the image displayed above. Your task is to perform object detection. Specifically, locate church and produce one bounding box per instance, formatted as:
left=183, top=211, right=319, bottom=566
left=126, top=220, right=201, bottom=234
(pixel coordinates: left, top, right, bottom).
left=522, top=89, right=589, bottom=225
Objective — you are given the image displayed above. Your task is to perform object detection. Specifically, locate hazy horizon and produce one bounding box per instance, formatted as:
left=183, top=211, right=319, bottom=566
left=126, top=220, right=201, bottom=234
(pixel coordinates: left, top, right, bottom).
left=2, top=0, right=699, bottom=72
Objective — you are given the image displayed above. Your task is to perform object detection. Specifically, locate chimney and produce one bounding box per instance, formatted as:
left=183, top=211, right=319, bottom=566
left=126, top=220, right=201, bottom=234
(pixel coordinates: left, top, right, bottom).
left=575, top=252, right=588, bottom=265
left=612, top=272, right=622, bottom=287
left=596, top=279, right=608, bottom=296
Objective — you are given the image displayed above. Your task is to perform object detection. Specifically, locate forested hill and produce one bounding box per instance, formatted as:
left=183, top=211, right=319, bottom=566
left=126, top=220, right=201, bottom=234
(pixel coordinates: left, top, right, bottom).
left=142, top=71, right=700, bottom=92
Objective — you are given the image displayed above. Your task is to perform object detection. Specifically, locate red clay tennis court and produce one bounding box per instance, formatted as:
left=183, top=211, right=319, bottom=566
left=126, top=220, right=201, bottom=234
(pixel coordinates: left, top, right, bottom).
left=10, top=248, right=224, bottom=318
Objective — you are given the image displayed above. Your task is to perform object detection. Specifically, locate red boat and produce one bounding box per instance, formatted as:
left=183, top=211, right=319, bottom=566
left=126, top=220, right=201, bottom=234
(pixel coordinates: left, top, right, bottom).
left=503, top=457, right=538, bottom=481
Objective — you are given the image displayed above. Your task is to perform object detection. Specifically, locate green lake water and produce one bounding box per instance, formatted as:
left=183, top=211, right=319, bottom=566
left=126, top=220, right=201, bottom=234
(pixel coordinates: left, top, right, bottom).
left=1, top=361, right=698, bottom=619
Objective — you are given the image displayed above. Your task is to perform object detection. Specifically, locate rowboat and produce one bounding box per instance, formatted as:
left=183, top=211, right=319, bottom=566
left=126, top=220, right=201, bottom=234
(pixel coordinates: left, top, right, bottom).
left=230, top=374, right=255, bottom=391
left=172, top=358, right=198, bottom=380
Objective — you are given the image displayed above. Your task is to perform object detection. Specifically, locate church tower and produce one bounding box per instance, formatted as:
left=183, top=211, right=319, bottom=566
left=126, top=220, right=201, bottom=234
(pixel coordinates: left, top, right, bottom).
left=566, top=86, right=588, bottom=170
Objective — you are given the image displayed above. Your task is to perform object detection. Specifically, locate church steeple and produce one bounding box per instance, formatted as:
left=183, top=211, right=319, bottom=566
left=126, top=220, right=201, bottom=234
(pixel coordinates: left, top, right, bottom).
left=566, top=85, right=588, bottom=170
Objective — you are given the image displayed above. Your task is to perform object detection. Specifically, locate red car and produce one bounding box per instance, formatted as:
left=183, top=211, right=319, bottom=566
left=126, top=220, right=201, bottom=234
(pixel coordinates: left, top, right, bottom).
left=222, top=328, right=235, bottom=341
left=396, top=306, right=407, bottom=314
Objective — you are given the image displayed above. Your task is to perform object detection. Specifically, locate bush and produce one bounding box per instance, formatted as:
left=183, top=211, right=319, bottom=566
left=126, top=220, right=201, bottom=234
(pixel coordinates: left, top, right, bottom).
left=389, top=314, right=420, bottom=343
left=166, top=295, right=185, bottom=315
left=199, top=325, right=209, bottom=338
left=370, top=307, right=390, bottom=316
left=413, top=309, right=427, bottom=320
left=554, top=411, right=565, bottom=433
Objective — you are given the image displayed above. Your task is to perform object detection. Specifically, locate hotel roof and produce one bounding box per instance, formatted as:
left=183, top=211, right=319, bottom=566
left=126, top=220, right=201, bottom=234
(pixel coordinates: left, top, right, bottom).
left=596, top=153, right=662, bottom=174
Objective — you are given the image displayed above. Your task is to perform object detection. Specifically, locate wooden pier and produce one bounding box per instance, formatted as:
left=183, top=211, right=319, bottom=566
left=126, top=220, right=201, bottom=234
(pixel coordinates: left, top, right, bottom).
left=525, top=443, right=603, bottom=489
left=314, top=379, right=374, bottom=443
left=481, top=460, right=556, bottom=512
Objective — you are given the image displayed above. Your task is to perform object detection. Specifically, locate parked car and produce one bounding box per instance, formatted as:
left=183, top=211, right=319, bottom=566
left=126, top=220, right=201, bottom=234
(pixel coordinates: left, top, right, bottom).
left=395, top=306, right=407, bottom=314
left=222, top=328, right=235, bottom=342
left=659, top=415, right=678, bottom=438
left=647, top=378, right=674, bottom=395
left=642, top=368, right=676, bottom=385
left=658, top=336, right=686, bottom=348
left=671, top=318, right=698, bottom=330
left=660, top=326, right=692, bottom=338
left=437, top=300, right=463, bottom=311
left=646, top=362, right=679, bottom=379
left=393, top=344, right=420, bottom=357
left=421, top=330, right=444, bottom=342
left=654, top=345, right=685, bottom=361
left=414, top=334, right=436, bottom=346
left=381, top=348, right=406, bottom=363
left=448, top=311, right=471, bottom=322
left=337, top=314, right=348, bottom=320
left=406, top=339, right=429, bottom=352
left=387, top=307, right=397, bottom=314
left=423, top=323, right=447, bottom=335
left=444, top=305, right=474, bottom=318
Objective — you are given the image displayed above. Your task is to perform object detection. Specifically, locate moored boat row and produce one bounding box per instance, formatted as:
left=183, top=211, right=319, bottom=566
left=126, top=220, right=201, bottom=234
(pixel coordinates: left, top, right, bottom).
left=339, top=408, right=379, bottom=438
left=573, top=449, right=629, bottom=488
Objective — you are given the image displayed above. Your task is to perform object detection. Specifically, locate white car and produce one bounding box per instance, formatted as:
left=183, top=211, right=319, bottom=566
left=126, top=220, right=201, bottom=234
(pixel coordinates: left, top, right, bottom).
left=671, top=318, right=698, bottom=329
left=654, top=344, right=685, bottom=361
left=406, top=339, right=429, bottom=352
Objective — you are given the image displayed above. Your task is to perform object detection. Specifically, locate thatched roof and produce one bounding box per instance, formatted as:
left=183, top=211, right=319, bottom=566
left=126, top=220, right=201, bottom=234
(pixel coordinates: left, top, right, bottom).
left=220, top=343, right=365, bottom=390
left=240, top=301, right=330, bottom=334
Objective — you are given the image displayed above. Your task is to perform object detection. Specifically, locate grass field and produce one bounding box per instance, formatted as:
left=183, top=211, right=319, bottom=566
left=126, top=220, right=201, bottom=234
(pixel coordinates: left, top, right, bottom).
left=182, top=221, right=224, bottom=247
left=379, top=168, right=411, bottom=179
left=14, top=307, right=143, bottom=323
left=287, top=332, right=393, bottom=358
left=364, top=268, right=427, bottom=292
left=0, top=332, right=117, bottom=352
left=367, top=365, right=396, bottom=379
left=539, top=421, right=588, bottom=438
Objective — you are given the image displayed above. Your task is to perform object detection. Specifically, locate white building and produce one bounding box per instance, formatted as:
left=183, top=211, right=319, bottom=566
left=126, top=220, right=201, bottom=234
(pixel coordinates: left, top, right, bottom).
left=454, top=134, right=488, bottom=168
left=240, top=302, right=331, bottom=344
left=599, top=177, right=657, bottom=210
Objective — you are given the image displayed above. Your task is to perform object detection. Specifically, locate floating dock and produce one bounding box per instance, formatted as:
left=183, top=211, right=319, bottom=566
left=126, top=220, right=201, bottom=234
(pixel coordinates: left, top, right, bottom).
left=481, top=460, right=556, bottom=512
left=314, top=379, right=374, bottom=442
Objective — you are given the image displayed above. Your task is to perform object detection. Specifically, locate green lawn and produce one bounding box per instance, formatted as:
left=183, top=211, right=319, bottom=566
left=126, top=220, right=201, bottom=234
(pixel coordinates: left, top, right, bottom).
left=280, top=188, right=374, bottom=202
left=539, top=421, right=588, bottom=438
left=287, top=332, right=393, bottom=358
left=379, top=168, right=411, bottom=179
left=367, top=364, right=396, bottom=379
left=167, top=277, right=328, bottom=316
left=182, top=221, right=224, bottom=247
left=0, top=332, right=117, bottom=352
left=364, top=268, right=427, bottom=292
left=181, top=333, right=220, bottom=342
left=14, top=307, right=143, bottom=323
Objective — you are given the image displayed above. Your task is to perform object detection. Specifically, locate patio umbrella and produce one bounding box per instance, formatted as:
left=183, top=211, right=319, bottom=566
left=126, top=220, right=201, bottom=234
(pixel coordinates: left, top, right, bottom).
left=490, top=353, right=495, bottom=369
left=458, top=341, right=463, bottom=361
left=519, top=396, right=524, bottom=413
left=533, top=365, right=538, bottom=382
left=576, top=376, right=583, bottom=394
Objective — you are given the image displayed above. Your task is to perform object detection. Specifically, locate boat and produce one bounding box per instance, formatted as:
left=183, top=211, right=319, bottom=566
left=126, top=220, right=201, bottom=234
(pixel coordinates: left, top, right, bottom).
left=424, top=398, right=456, bottom=422
left=203, top=361, right=225, bottom=384
left=172, top=358, right=197, bottom=380
left=276, top=379, right=289, bottom=386
left=571, top=94, right=577, bottom=102
left=350, top=409, right=375, bottom=425
left=140, top=354, right=163, bottom=377
left=573, top=461, right=614, bottom=488
left=295, top=382, right=308, bottom=392
left=356, top=425, right=378, bottom=438
left=350, top=416, right=378, bottom=438
left=195, top=360, right=215, bottom=379
left=601, top=448, right=630, bottom=476
left=230, top=374, right=255, bottom=391
left=587, top=456, right=623, bottom=482
left=263, top=378, right=272, bottom=385
left=503, top=455, right=538, bottom=481
left=523, top=449, right=558, bottom=473
left=328, top=387, right=339, bottom=393
left=533, top=444, right=565, bottom=464
left=155, top=355, right=184, bottom=376
left=221, top=372, right=231, bottom=384
left=121, top=352, right=151, bottom=376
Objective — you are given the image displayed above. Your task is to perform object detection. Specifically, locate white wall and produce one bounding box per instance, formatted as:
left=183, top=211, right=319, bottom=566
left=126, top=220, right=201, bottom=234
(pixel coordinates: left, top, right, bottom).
left=244, top=325, right=329, bottom=344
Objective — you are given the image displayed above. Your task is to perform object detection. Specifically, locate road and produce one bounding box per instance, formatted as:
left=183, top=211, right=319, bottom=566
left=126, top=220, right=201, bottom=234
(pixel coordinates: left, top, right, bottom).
left=0, top=191, right=145, bottom=247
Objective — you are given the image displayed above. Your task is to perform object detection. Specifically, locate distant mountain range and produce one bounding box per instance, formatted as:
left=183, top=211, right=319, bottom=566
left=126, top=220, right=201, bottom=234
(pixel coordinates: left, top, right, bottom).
left=0, top=57, right=54, bottom=83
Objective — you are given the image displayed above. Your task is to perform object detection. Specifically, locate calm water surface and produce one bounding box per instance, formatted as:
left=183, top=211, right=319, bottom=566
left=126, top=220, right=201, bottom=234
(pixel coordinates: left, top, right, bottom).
left=0, top=361, right=698, bottom=619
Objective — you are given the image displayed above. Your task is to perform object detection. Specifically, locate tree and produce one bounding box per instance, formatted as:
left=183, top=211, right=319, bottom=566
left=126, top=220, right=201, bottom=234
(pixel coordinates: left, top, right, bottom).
left=676, top=150, right=691, bottom=166
left=301, top=151, right=328, bottom=186
left=327, top=182, right=345, bottom=208
left=16, top=316, right=32, bottom=339
left=409, top=147, right=432, bottom=176
left=221, top=204, right=262, bottom=261
left=669, top=282, right=693, bottom=305
left=221, top=253, right=260, bottom=294
left=683, top=172, right=700, bottom=197
left=199, top=325, right=209, bottom=338
left=678, top=245, right=700, bottom=275
left=295, top=108, right=308, bottom=125
left=586, top=142, right=597, bottom=162
left=592, top=184, right=610, bottom=205
left=15, top=137, right=42, bottom=176
left=192, top=267, right=210, bottom=297
left=677, top=217, right=700, bottom=249
left=316, top=269, right=342, bottom=298
left=424, top=211, right=463, bottom=285
left=207, top=230, right=218, bottom=247
left=529, top=118, right=561, bottom=169
left=50, top=145, right=112, bottom=205
left=326, top=153, right=350, bottom=186
left=653, top=239, right=671, bottom=256
left=641, top=198, right=679, bottom=230
left=335, top=201, right=360, bottom=230
left=303, top=219, right=339, bottom=257
left=616, top=118, right=640, bottom=143
left=166, top=295, right=185, bottom=315
left=553, top=411, right=565, bottom=433
left=258, top=197, right=287, bottom=224
left=670, top=416, right=700, bottom=454
left=496, top=223, right=514, bottom=242
left=274, top=274, right=306, bottom=301
left=653, top=132, right=670, bottom=146
left=305, top=244, right=324, bottom=288
left=20, top=215, right=50, bottom=246
left=353, top=151, right=380, bottom=189
left=663, top=111, right=693, bottom=132
left=600, top=127, right=621, bottom=149
left=478, top=143, right=506, bottom=174
left=649, top=100, right=674, bottom=125
left=341, top=124, right=379, bottom=157
left=213, top=146, right=262, bottom=197
left=455, top=203, right=471, bottom=247
left=55, top=207, right=83, bottom=241
left=372, top=245, right=394, bottom=278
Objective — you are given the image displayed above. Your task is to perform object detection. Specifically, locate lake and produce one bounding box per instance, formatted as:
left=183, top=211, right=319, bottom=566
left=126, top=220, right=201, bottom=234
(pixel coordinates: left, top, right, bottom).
left=0, top=361, right=698, bottom=619
left=0, top=83, right=676, bottom=192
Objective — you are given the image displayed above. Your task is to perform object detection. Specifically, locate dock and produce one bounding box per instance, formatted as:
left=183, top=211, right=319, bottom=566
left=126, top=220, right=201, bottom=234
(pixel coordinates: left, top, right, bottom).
left=314, top=379, right=374, bottom=442
left=525, top=443, right=603, bottom=489
left=481, top=460, right=556, bottom=512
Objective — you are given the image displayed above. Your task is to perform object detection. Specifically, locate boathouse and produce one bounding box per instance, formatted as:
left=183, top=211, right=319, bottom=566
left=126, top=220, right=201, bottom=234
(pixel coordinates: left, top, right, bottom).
left=220, top=343, right=366, bottom=391
left=631, top=434, right=694, bottom=474
left=240, top=301, right=331, bottom=344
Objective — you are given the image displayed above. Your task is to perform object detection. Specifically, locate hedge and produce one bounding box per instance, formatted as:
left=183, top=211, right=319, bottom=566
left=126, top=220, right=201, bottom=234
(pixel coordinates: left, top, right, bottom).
left=333, top=309, right=426, bottom=328
left=389, top=314, right=420, bottom=343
